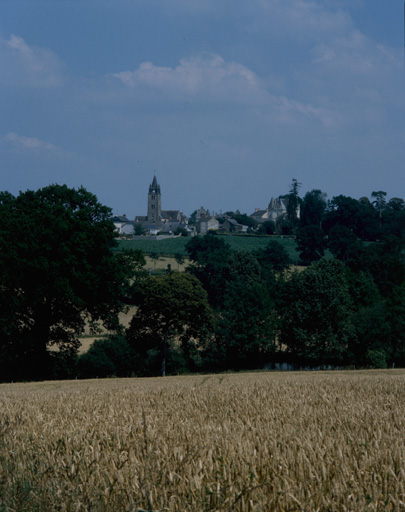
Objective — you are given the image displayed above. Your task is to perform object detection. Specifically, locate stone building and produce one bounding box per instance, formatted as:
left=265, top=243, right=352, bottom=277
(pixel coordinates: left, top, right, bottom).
left=251, top=197, right=293, bottom=224
left=114, top=176, right=189, bottom=236
left=147, top=175, right=162, bottom=224
left=196, top=216, right=219, bottom=234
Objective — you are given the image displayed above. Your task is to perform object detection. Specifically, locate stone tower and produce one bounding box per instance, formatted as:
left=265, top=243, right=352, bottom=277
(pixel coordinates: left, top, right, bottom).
left=147, top=175, right=161, bottom=224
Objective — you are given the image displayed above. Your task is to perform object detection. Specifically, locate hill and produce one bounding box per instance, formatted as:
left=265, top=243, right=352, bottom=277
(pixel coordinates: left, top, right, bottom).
left=115, top=234, right=300, bottom=261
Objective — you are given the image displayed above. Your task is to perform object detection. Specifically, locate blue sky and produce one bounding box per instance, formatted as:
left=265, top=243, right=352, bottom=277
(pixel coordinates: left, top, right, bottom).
left=1, top=0, right=404, bottom=217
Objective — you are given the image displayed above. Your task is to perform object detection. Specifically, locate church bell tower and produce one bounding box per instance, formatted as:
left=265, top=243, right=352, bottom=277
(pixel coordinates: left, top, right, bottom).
left=147, top=175, right=161, bottom=224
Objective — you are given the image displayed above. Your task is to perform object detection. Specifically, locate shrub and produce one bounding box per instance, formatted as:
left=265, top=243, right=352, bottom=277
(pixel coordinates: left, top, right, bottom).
left=365, top=349, right=387, bottom=369
left=78, top=336, right=135, bottom=378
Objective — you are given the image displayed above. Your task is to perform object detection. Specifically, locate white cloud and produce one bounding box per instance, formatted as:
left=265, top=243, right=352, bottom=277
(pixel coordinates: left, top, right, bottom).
left=284, top=0, right=352, bottom=35
left=308, top=28, right=403, bottom=115
left=269, top=96, right=339, bottom=127
left=0, top=35, right=64, bottom=87
left=112, top=55, right=260, bottom=102
left=4, top=132, right=60, bottom=152
left=252, top=0, right=401, bottom=88
left=244, top=0, right=404, bottom=124
left=313, top=30, right=401, bottom=76
left=254, top=0, right=353, bottom=42
left=111, top=54, right=336, bottom=127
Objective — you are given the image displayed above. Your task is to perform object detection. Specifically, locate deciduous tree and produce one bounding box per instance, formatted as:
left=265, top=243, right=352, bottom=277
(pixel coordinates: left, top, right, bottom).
left=257, top=220, right=276, bottom=235
left=213, top=281, right=277, bottom=370
left=0, top=185, right=144, bottom=381
left=255, top=240, right=292, bottom=275
left=324, top=195, right=379, bottom=241
left=279, top=259, right=353, bottom=366
left=296, top=224, right=326, bottom=264
left=300, top=189, right=327, bottom=229
left=127, top=272, right=214, bottom=376
left=186, top=233, right=232, bottom=308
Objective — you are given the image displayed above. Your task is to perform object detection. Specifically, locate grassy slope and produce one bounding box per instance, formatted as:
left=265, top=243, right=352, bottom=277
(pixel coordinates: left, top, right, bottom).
left=116, top=234, right=300, bottom=261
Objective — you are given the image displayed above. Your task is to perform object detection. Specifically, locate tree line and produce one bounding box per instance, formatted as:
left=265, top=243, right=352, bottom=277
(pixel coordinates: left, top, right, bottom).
left=0, top=184, right=404, bottom=381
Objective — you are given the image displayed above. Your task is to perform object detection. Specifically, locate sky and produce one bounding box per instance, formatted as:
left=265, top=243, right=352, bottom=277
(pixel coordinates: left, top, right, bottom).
left=1, top=0, right=404, bottom=217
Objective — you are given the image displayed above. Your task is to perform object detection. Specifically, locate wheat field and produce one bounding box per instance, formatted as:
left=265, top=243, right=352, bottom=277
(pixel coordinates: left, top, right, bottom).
left=1, top=371, right=404, bottom=511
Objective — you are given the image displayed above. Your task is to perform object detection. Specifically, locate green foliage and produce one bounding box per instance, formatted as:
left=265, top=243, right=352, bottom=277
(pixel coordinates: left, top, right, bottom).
left=371, top=190, right=387, bottom=225
left=49, top=349, right=78, bottom=380
left=257, top=220, right=276, bottom=235
left=350, top=284, right=405, bottom=368
left=296, top=225, right=326, bottom=264
left=285, top=178, right=301, bottom=225
left=350, top=302, right=391, bottom=367
left=0, top=185, right=143, bottom=381
left=1, top=181, right=404, bottom=379
left=324, top=195, right=379, bottom=241
left=369, top=237, right=405, bottom=297
left=365, top=349, right=387, bottom=369
left=276, top=216, right=296, bottom=235
left=297, top=188, right=329, bottom=264
left=344, top=237, right=405, bottom=298
left=134, top=223, right=146, bottom=236
left=211, top=281, right=277, bottom=370
left=232, top=212, right=258, bottom=229
left=328, top=225, right=360, bottom=261
left=300, top=189, right=327, bottom=228
left=174, top=252, right=185, bottom=270
left=387, top=197, right=405, bottom=211
left=382, top=199, right=405, bottom=238
left=174, top=227, right=188, bottom=236
left=255, top=240, right=292, bottom=275
left=385, top=285, right=405, bottom=366
left=346, top=269, right=381, bottom=308
left=186, top=233, right=232, bottom=308
left=127, top=272, right=214, bottom=376
left=78, top=336, right=135, bottom=378
left=227, top=251, right=262, bottom=285
left=188, top=210, right=197, bottom=226
left=186, top=232, right=230, bottom=263
left=343, top=240, right=405, bottom=367
left=279, top=259, right=353, bottom=366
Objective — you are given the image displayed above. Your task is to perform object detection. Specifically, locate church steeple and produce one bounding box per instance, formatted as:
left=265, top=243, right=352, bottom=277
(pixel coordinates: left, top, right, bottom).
left=147, top=175, right=161, bottom=223
left=149, top=175, right=161, bottom=195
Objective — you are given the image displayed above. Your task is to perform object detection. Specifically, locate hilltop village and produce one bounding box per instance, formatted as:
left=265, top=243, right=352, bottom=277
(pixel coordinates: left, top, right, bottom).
left=113, top=176, right=294, bottom=237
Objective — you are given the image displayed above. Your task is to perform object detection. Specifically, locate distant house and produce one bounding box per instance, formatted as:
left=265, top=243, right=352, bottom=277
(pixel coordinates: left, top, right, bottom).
left=251, top=209, right=269, bottom=224
left=220, top=218, right=248, bottom=233
left=196, top=216, right=220, bottom=234
left=162, top=210, right=182, bottom=222
left=250, top=197, right=290, bottom=224
left=141, top=224, right=160, bottom=235
left=113, top=215, right=134, bottom=235
left=160, top=221, right=190, bottom=234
